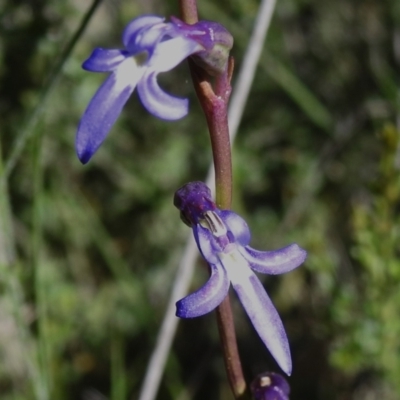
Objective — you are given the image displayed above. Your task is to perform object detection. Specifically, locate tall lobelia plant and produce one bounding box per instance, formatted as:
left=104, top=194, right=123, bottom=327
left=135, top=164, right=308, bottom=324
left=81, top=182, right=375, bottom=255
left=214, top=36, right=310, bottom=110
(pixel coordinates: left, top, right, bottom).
left=75, top=3, right=307, bottom=399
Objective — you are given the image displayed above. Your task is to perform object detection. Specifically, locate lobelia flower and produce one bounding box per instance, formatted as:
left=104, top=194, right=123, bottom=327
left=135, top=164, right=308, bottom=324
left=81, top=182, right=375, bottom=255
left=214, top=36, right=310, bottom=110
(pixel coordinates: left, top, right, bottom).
left=76, top=15, right=233, bottom=164
left=174, top=182, right=307, bottom=375
left=250, top=372, right=290, bottom=400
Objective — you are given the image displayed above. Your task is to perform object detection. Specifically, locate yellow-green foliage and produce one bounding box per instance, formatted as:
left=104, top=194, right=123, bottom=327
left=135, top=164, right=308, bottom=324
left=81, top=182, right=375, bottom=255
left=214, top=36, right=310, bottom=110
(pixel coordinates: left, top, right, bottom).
left=331, top=126, right=400, bottom=391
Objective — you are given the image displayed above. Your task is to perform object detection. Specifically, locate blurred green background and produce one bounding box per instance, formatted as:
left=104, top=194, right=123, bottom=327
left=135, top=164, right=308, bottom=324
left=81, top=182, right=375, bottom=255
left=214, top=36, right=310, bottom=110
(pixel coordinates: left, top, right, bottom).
left=1, top=0, right=400, bottom=399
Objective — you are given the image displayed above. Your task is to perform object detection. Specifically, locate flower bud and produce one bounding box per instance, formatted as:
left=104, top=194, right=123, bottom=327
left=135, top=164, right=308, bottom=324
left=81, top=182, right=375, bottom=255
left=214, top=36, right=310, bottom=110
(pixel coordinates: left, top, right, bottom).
left=171, top=17, right=233, bottom=76
left=250, top=372, right=290, bottom=400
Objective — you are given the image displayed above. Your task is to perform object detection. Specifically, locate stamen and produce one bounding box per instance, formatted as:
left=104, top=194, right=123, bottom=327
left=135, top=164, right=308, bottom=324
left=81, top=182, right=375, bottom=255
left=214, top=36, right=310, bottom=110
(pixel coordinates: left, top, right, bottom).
left=201, top=211, right=227, bottom=237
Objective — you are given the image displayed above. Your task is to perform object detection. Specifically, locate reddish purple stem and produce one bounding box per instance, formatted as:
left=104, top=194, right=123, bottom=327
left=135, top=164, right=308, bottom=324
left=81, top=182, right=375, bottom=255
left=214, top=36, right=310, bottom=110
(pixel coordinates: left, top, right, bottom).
left=178, top=1, right=249, bottom=398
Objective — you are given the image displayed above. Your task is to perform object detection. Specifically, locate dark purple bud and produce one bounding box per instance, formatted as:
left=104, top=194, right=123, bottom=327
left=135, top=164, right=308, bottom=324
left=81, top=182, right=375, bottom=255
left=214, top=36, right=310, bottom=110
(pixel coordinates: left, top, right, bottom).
left=251, top=372, right=290, bottom=400
left=174, top=181, right=216, bottom=226
left=171, top=17, right=233, bottom=76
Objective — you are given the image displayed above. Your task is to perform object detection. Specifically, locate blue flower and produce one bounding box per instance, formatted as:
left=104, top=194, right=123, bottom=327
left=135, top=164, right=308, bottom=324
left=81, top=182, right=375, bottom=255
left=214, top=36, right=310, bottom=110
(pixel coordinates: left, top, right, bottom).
left=174, top=182, right=307, bottom=375
left=250, top=372, right=290, bottom=400
left=76, top=15, right=205, bottom=164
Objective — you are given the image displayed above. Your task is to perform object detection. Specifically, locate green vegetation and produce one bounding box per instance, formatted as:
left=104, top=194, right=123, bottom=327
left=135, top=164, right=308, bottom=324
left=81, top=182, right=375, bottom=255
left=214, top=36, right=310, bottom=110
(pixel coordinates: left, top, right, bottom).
left=0, top=0, right=399, bottom=398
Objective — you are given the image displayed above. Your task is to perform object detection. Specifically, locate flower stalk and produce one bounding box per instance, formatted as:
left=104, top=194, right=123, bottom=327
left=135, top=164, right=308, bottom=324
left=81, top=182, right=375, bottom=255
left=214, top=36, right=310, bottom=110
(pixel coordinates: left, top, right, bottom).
left=188, top=59, right=233, bottom=207
left=178, top=0, right=198, bottom=24
left=179, top=1, right=248, bottom=398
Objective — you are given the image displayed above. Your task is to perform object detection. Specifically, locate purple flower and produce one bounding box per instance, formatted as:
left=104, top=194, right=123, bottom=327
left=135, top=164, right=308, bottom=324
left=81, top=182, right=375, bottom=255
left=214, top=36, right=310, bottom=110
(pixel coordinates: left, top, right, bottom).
left=76, top=15, right=232, bottom=164
left=250, top=372, right=290, bottom=400
left=174, top=182, right=307, bottom=375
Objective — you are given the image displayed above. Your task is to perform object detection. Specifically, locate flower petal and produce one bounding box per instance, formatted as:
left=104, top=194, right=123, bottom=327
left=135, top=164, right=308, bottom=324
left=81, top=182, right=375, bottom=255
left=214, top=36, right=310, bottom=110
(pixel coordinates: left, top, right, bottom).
left=194, top=225, right=220, bottom=264
left=218, top=210, right=251, bottom=246
left=136, top=36, right=203, bottom=120
left=148, top=36, right=202, bottom=72
left=137, top=71, right=188, bottom=120
left=131, top=24, right=176, bottom=57
left=220, top=250, right=292, bottom=375
left=241, top=244, right=307, bottom=275
left=82, top=48, right=129, bottom=72
left=176, top=263, right=230, bottom=318
left=122, top=15, right=164, bottom=51
left=76, top=59, right=142, bottom=163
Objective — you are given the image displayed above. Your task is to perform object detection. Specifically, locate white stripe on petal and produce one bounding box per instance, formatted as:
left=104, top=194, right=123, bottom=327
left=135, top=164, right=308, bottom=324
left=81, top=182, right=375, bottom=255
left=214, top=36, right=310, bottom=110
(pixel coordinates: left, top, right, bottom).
left=148, top=36, right=203, bottom=72
left=82, top=48, right=128, bottom=72
left=194, top=225, right=219, bottom=264
left=176, top=263, right=230, bottom=318
left=241, top=244, right=307, bottom=275
left=137, top=71, right=188, bottom=120
left=219, top=250, right=292, bottom=375
left=76, top=59, right=143, bottom=163
left=122, top=15, right=165, bottom=50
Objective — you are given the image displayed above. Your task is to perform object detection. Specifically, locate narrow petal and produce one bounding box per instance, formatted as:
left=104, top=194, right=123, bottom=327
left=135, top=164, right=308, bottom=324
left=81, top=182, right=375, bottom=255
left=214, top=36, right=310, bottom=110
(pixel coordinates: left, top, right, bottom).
left=82, top=48, right=129, bottom=72
left=220, top=250, right=292, bottom=375
left=194, top=225, right=220, bottom=264
left=76, top=59, right=142, bottom=163
left=122, top=15, right=164, bottom=51
left=176, top=263, right=230, bottom=318
left=241, top=244, right=307, bottom=275
left=148, top=36, right=202, bottom=72
left=137, top=71, right=188, bottom=120
left=136, top=36, right=202, bottom=120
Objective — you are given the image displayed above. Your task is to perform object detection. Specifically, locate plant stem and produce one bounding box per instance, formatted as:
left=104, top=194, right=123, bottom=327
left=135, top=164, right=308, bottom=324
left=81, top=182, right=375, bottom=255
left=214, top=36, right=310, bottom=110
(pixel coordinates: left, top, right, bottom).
left=179, top=0, right=198, bottom=24
left=191, top=63, right=248, bottom=399
left=179, top=1, right=249, bottom=397
left=216, top=298, right=247, bottom=399
left=188, top=60, right=233, bottom=207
